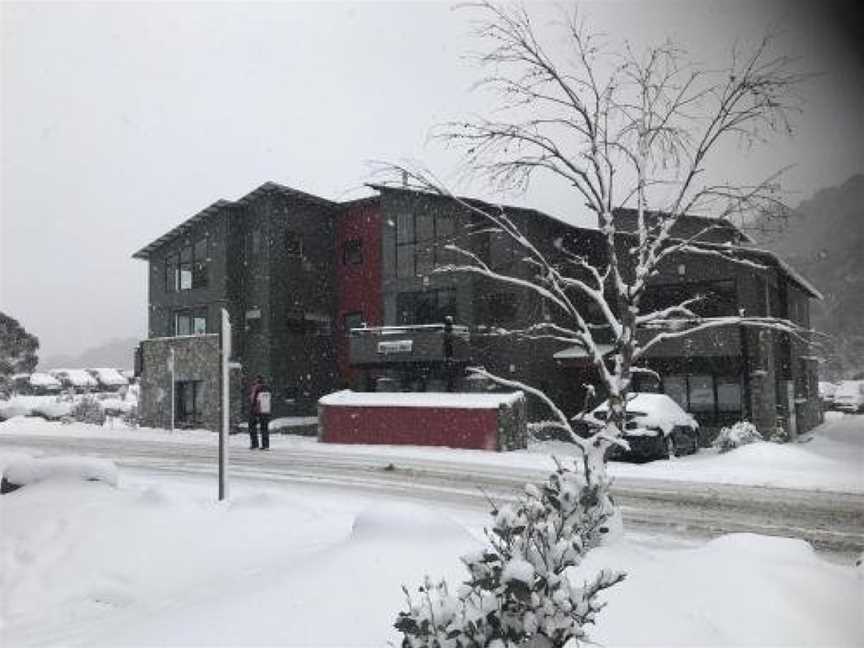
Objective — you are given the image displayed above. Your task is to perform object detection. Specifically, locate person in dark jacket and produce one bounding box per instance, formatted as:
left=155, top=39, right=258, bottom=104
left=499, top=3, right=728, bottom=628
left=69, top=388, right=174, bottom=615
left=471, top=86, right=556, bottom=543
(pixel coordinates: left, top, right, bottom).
left=248, top=375, right=272, bottom=450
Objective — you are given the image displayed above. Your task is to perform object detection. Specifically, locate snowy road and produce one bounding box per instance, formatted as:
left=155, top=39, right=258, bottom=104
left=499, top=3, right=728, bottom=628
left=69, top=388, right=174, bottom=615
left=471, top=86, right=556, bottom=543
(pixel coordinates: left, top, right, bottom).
left=2, top=433, right=862, bottom=558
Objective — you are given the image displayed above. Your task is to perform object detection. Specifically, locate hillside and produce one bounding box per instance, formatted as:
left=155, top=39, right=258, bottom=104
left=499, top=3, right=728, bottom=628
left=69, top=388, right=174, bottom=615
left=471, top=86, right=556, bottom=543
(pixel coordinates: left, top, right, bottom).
left=40, top=337, right=139, bottom=372
left=756, top=174, right=864, bottom=379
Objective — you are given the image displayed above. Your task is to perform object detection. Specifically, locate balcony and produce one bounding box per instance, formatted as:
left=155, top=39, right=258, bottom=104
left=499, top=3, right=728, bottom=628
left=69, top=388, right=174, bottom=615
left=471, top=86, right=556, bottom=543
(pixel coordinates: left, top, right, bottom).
left=349, top=323, right=471, bottom=367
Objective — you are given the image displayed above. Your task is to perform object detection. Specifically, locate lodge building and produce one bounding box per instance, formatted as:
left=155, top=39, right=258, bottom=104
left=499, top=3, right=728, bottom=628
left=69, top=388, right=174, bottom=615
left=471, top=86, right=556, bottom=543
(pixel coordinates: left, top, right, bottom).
left=132, top=181, right=822, bottom=441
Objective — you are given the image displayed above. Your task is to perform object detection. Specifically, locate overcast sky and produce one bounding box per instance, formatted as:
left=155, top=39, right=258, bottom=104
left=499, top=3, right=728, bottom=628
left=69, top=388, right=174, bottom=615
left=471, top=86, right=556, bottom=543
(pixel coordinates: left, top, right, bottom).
left=1, top=1, right=862, bottom=359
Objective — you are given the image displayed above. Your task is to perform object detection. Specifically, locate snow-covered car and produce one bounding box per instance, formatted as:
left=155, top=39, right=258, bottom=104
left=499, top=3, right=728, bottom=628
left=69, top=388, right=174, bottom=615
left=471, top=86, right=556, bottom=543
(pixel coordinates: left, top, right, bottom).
left=833, top=380, right=864, bottom=413
left=818, top=381, right=837, bottom=409
left=578, top=393, right=700, bottom=460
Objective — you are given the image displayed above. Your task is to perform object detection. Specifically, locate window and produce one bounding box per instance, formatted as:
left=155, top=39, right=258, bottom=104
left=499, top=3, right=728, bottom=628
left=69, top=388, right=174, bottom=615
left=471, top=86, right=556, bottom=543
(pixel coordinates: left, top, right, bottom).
left=396, top=289, right=457, bottom=325
left=246, top=229, right=261, bottom=261
left=663, top=375, right=688, bottom=409
left=395, top=211, right=460, bottom=277
left=175, top=380, right=203, bottom=426
left=179, top=245, right=193, bottom=290
left=192, top=239, right=208, bottom=289
left=343, top=311, right=363, bottom=335
left=716, top=376, right=742, bottom=412
left=165, top=255, right=178, bottom=293
left=687, top=375, right=715, bottom=412
left=174, top=308, right=207, bottom=336
left=661, top=374, right=742, bottom=417
left=487, top=292, right=518, bottom=325
left=245, top=308, right=262, bottom=334
left=285, top=231, right=302, bottom=256
left=642, top=280, right=737, bottom=319
left=342, top=239, right=363, bottom=265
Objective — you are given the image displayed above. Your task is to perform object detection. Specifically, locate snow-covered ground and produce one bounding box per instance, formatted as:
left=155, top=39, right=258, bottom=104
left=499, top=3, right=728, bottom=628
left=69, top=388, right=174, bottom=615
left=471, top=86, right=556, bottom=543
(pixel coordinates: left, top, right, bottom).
left=1, top=411, right=862, bottom=493
left=0, top=457, right=861, bottom=647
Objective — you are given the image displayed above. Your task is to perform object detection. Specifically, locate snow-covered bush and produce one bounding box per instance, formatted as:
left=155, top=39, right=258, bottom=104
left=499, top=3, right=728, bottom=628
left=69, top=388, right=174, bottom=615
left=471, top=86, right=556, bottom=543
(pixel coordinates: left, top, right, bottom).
left=768, top=423, right=791, bottom=444
left=713, top=421, right=762, bottom=453
left=67, top=395, right=106, bottom=426
left=394, top=458, right=624, bottom=647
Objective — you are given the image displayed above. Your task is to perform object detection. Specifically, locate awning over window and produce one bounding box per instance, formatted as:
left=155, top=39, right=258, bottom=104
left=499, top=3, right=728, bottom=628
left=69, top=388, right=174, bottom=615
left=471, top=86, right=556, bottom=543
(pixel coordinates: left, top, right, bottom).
left=553, top=343, right=615, bottom=362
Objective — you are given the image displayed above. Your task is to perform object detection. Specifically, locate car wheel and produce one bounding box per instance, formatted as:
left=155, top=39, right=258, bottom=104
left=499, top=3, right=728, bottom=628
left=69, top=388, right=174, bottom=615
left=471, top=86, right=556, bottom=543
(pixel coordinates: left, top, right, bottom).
left=655, top=433, right=673, bottom=460
left=690, top=431, right=700, bottom=454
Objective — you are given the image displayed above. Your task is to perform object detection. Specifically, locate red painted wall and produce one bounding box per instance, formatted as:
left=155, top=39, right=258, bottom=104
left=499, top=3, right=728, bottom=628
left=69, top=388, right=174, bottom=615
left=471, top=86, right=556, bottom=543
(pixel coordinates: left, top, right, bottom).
left=320, top=405, right=499, bottom=450
left=335, top=199, right=383, bottom=382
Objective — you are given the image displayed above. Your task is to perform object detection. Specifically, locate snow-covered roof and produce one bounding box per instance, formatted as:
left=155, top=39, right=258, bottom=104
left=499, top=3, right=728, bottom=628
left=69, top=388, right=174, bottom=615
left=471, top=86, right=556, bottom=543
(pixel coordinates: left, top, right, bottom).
left=319, top=389, right=524, bottom=409
left=132, top=182, right=337, bottom=260
left=88, top=368, right=128, bottom=386
left=49, top=369, right=99, bottom=387
left=29, top=373, right=62, bottom=388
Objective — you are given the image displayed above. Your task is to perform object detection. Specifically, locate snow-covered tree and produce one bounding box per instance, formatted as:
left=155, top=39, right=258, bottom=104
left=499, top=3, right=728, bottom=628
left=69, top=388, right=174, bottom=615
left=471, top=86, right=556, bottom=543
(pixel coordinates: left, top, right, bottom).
left=391, top=4, right=816, bottom=643
left=0, top=312, right=39, bottom=397
left=383, top=1, right=814, bottom=468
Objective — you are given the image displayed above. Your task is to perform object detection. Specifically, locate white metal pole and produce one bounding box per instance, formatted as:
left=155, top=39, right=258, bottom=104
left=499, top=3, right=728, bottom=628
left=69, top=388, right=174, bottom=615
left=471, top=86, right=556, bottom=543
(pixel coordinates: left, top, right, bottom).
left=219, top=308, right=231, bottom=501
left=169, top=347, right=175, bottom=433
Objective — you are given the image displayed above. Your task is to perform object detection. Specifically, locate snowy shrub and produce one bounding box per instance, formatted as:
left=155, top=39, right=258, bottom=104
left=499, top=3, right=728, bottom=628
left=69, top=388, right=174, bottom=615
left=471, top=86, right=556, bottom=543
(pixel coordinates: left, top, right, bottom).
left=394, top=457, right=624, bottom=647
left=713, top=421, right=762, bottom=453
left=768, top=423, right=791, bottom=444
left=68, top=395, right=106, bottom=426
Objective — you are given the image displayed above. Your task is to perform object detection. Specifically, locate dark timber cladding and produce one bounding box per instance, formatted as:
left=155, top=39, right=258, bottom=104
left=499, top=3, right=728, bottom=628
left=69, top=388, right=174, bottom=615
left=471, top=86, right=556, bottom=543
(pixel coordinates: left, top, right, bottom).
left=132, top=180, right=822, bottom=439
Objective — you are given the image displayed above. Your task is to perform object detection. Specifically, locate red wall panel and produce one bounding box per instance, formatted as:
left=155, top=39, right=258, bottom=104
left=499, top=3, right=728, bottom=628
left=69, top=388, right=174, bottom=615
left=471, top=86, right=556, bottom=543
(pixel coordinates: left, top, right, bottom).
left=335, top=200, right=383, bottom=382
left=320, top=405, right=499, bottom=450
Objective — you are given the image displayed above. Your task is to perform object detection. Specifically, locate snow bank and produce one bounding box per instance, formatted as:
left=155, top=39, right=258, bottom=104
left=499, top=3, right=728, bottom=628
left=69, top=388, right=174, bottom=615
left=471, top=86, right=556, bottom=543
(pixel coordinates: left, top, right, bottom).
left=2, top=455, right=118, bottom=488
left=0, top=468, right=859, bottom=647
left=0, top=395, right=73, bottom=420
left=350, top=501, right=471, bottom=543
left=319, top=389, right=524, bottom=409
left=582, top=533, right=862, bottom=647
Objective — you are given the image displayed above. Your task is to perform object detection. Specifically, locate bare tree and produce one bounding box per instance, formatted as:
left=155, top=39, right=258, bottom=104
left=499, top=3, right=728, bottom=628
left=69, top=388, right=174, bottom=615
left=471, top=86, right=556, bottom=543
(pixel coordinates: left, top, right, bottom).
left=382, top=2, right=814, bottom=474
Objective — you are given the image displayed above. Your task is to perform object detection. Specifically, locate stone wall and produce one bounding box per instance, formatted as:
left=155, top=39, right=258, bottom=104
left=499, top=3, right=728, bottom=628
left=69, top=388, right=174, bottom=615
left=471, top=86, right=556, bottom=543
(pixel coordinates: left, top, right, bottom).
left=139, top=334, right=223, bottom=432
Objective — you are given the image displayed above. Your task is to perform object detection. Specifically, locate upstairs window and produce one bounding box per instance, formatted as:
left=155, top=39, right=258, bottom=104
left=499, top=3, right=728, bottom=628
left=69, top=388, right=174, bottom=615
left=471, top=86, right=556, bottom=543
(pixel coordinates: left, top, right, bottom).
left=192, top=239, right=209, bottom=289
left=179, top=245, right=193, bottom=290
left=395, top=211, right=459, bottom=278
left=165, top=237, right=209, bottom=292
left=342, top=239, right=363, bottom=265
left=285, top=231, right=303, bottom=257
left=343, top=311, right=364, bottom=335
left=174, top=308, right=208, bottom=336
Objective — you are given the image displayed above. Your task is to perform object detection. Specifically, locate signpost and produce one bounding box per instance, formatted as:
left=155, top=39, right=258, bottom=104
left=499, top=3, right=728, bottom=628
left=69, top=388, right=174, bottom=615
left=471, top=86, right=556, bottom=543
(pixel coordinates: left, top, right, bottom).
left=219, top=308, right=231, bottom=501
left=168, top=347, right=175, bottom=433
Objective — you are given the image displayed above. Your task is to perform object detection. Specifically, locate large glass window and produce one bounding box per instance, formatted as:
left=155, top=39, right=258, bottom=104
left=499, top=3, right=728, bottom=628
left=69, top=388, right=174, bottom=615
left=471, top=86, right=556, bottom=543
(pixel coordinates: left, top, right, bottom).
left=395, top=211, right=461, bottom=277
left=687, top=375, right=715, bottom=412
left=663, top=375, right=688, bottom=409
left=716, top=376, right=742, bottom=412
left=642, top=280, right=737, bottom=319
left=396, top=289, right=457, bottom=325
left=661, top=374, right=742, bottom=417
